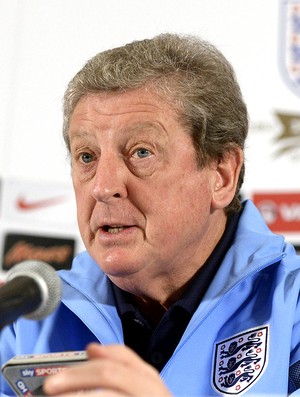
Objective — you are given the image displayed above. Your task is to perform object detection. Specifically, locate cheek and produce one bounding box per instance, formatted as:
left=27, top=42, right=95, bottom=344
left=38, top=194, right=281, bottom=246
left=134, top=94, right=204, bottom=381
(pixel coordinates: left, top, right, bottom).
left=162, top=180, right=212, bottom=231
left=145, top=182, right=209, bottom=235
left=76, top=205, right=88, bottom=237
left=74, top=188, right=93, bottom=229
left=171, top=174, right=212, bottom=210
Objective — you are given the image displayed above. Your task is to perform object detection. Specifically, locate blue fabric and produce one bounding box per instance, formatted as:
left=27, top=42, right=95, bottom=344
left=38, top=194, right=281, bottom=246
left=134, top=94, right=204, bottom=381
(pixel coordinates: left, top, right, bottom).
left=1, top=200, right=300, bottom=396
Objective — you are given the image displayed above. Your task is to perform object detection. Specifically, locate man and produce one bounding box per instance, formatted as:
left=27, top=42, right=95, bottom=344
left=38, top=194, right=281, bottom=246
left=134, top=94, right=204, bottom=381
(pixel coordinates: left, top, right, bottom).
left=1, top=33, right=300, bottom=396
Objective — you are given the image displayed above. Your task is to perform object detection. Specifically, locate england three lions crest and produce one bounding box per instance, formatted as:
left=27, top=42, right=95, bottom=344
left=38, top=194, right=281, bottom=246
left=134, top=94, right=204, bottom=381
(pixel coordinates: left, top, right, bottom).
left=279, top=0, right=300, bottom=96
left=212, top=326, right=269, bottom=395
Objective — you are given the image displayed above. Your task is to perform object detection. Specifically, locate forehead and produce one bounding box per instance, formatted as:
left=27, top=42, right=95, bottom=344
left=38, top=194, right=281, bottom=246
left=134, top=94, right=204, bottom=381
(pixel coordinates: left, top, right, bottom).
left=68, top=88, right=189, bottom=144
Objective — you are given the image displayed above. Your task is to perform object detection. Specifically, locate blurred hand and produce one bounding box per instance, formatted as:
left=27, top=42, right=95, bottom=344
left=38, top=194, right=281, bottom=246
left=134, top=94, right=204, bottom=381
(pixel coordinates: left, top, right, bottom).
left=43, top=343, right=172, bottom=397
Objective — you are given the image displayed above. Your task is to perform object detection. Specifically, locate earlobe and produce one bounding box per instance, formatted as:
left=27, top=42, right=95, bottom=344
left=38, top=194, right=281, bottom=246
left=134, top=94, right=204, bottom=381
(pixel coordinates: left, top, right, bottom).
left=211, top=147, right=243, bottom=210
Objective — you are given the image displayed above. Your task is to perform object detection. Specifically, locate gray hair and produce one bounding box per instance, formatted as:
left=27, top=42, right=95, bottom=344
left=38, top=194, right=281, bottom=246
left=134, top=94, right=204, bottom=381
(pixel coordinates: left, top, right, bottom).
left=63, top=33, right=248, bottom=214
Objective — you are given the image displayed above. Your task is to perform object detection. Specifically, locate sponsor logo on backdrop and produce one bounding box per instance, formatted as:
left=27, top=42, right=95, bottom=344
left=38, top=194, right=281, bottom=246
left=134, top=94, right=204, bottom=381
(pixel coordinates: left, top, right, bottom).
left=1, top=178, right=78, bottom=228
left=252, top=192, right=300, bottom=232
left=279, top=0, right=300, bottom=96
left=16, top=195, right=69, bottom=211
left=250, top=113, right=300, bottom=160
left=274, top=111, right=300, bottom=156
left=2, top=233, right=75, bottom=270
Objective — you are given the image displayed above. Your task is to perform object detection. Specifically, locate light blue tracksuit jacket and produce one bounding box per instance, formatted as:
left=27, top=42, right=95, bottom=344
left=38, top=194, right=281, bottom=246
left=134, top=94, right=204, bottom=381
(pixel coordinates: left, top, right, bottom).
left=1, top=200, right=300, bottom=396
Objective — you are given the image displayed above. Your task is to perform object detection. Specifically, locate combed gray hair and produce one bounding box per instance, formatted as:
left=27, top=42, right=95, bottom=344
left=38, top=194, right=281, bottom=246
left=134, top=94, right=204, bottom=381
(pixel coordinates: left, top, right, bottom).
left=63, top=33, right=248, bottom=214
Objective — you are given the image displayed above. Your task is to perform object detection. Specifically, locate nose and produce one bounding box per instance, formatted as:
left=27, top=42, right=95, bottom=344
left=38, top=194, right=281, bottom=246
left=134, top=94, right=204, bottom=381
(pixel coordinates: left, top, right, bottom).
left=92, top=154, right=128, bottom=202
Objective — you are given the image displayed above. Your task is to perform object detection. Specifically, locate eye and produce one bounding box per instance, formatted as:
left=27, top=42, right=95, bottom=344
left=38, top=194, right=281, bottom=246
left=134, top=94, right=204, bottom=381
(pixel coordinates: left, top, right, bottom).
left=132, top=148, right=151, bottom=159
left=80, top=152, right=94, bottom=164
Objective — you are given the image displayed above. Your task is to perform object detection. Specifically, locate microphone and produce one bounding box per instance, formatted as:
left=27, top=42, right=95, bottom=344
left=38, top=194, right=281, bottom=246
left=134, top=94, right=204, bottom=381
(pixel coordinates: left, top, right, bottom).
left=0, top=260, right=62, bottom=330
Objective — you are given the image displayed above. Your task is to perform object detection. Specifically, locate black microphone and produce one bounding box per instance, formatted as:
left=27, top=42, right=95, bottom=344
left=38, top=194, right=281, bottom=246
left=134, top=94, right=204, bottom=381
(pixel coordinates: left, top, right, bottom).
left=0, top=260, right=62, bottom=330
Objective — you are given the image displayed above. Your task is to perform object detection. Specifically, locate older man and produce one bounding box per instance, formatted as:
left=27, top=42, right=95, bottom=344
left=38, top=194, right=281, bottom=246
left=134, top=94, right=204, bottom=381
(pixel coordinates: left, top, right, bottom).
left=1, top=34, right=300, bottom=397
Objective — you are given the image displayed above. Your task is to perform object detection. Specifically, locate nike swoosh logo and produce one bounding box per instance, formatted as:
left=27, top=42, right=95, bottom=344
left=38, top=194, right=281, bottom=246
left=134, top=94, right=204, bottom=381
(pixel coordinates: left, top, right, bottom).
left=16, top=195, right=69, bottom=211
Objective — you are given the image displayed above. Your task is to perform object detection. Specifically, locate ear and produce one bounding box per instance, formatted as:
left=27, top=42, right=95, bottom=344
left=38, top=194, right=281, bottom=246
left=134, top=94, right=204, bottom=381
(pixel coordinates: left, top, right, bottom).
left=211, top=147, right=243, bottom=210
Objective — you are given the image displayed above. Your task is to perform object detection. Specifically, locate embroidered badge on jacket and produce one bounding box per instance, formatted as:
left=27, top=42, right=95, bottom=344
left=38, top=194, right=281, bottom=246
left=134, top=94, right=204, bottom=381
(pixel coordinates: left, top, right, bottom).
left=212, top=325, right=269, bottom=395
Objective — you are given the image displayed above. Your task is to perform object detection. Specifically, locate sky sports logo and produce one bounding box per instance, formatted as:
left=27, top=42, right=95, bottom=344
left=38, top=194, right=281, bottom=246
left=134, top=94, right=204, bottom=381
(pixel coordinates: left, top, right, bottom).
left=20, top=367, right=66, bottom=377
left=253, top=192, right=300, bottom=232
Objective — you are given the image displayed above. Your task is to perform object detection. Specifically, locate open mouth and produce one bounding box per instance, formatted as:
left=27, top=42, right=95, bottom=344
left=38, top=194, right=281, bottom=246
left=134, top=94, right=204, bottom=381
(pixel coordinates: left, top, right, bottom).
left=102, top=225, right=130, bottom=234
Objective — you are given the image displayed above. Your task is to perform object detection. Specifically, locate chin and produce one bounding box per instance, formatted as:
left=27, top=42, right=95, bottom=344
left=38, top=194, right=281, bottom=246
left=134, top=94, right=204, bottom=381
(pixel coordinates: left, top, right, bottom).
left=95, top=255, right=141, bottom=277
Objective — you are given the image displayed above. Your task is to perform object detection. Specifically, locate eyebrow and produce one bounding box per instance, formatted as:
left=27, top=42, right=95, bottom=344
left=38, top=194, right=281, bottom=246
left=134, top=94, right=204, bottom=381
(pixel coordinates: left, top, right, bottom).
left=68, top=131, right=96, bottom=145
left=69, top=131, right=90, bottom=139
left=126, top=121, right=167, bottom=135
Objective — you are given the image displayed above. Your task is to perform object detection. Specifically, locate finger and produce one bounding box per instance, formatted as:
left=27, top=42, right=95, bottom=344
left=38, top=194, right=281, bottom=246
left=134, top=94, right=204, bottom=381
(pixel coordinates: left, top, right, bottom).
left=86, top=344, right=158, bottom=377
left=44, top=357, right=158, bottom=395
left=43, top=359, right=114, bottom=394
left=44, top=345, right=171, bottom=397
left=52, top=391, right=126, bottom=397
left=86, top=344, right=166, bottom=390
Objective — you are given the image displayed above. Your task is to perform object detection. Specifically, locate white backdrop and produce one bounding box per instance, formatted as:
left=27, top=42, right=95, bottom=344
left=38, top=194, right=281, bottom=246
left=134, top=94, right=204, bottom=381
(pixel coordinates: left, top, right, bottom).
left=0, top=0, right=299, bottom=271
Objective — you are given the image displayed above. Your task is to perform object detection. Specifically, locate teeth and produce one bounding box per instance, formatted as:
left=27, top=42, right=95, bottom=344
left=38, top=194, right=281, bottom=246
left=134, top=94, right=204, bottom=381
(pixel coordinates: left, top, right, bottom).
left=107, top=226, right=125, bottom=234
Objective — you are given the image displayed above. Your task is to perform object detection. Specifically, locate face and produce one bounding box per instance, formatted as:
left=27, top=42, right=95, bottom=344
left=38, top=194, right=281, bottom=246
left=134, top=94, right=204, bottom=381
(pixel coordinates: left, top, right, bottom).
left=69, top=89, right=223, bottom=295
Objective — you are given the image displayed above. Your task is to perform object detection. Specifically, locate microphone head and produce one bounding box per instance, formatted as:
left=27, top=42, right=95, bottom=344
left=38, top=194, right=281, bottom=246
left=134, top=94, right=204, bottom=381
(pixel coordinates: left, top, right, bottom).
left=6, top=260, right=62, bottom=320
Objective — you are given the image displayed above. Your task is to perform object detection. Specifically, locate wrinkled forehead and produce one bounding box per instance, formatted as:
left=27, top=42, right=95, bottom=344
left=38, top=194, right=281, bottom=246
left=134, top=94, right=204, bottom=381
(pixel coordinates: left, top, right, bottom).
left=68, top=86, right=187, bottom=134
left=69, top=92, right=190, bottom=149
left=63, top=78, right=185, bottom=134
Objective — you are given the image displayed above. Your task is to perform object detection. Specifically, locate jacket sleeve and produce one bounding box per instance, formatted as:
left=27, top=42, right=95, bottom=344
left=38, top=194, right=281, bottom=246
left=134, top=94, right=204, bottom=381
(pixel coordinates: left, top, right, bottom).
left=289, top=262, right=300, bottom=394
left=0, top=324, right=17, bottom=396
